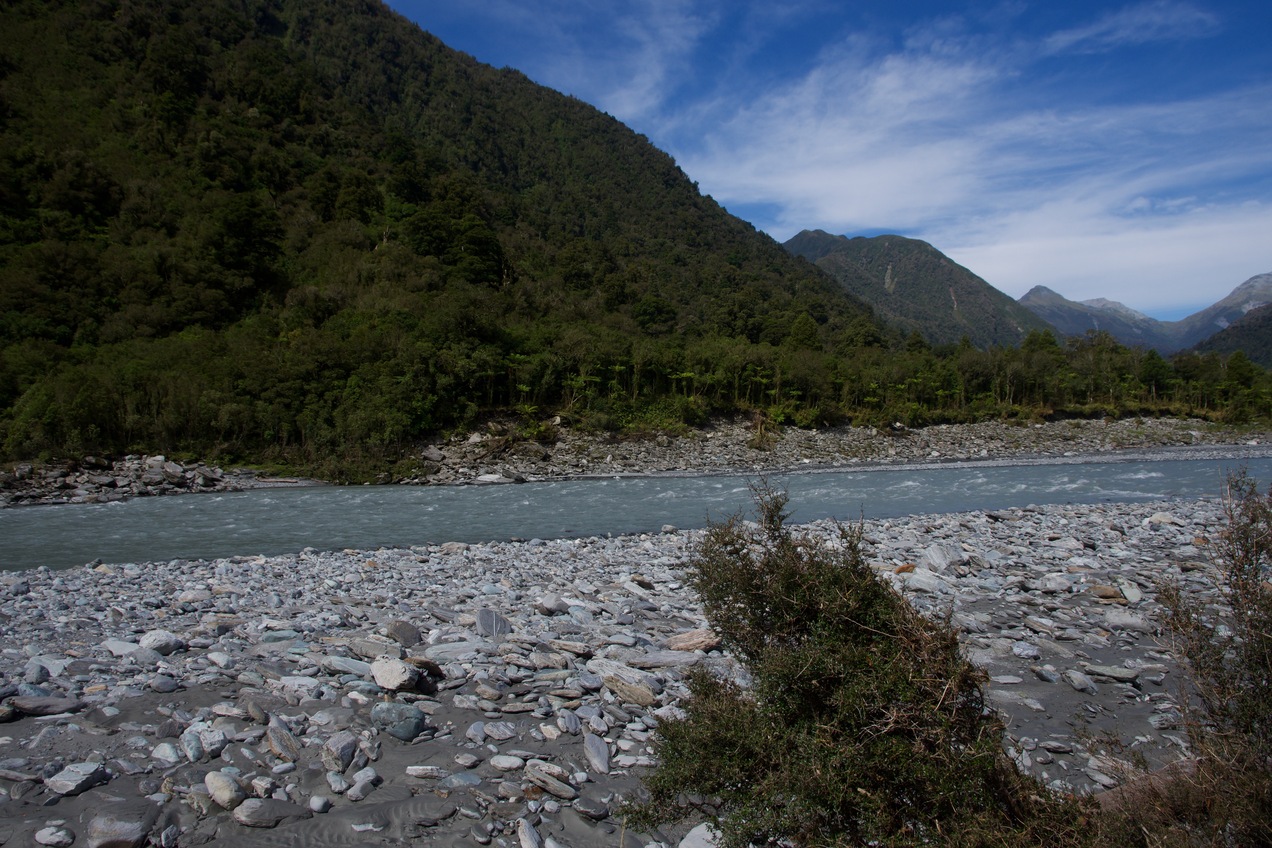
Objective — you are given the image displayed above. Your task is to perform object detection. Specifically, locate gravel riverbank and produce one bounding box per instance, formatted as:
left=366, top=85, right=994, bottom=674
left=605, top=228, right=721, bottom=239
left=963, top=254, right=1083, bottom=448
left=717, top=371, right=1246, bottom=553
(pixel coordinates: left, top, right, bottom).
left=0, top=490, right=1238, bottom=848
left=5, top=416, right=1269, bottom=505
left=405, top=416, right=1272, bottom=485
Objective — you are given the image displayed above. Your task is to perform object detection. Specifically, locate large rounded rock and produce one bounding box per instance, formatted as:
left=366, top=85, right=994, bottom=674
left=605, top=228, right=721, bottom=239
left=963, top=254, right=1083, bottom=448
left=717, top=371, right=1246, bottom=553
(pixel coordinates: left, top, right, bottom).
left=370, top=656, right=419, bottom=691
left=139, top=629, right=185, bottom=656
left=205, top=770, right=246, bottom=810
left=34, top=826, right=75, bottom=847
left=86, top=811, right=154, bottom=848
left=370, top=701, right=428, bottom=741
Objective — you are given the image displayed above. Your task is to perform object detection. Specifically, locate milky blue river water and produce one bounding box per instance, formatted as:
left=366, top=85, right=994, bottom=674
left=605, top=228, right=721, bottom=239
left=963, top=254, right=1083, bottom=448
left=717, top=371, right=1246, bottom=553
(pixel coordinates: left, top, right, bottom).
left=4, top=451, right=1272, bottom=571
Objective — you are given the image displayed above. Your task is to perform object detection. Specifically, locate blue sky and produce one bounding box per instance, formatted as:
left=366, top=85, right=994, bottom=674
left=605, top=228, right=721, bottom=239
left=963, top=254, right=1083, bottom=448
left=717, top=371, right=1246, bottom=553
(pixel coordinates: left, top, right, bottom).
left=386, top=1, right=1271, bottom=320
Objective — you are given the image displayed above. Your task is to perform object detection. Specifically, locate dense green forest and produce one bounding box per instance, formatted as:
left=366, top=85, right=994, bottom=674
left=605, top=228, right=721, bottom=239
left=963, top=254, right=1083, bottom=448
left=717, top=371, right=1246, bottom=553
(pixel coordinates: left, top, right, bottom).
left=1, top=0, right=1268, bottom=479
left=1193, top=303, right=1272, bottom=369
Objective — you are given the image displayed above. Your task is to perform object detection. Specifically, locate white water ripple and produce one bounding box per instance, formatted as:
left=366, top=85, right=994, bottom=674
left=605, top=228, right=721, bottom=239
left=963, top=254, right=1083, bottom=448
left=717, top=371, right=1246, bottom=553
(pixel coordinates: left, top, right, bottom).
left=2, top=454, right=1269, bottom=571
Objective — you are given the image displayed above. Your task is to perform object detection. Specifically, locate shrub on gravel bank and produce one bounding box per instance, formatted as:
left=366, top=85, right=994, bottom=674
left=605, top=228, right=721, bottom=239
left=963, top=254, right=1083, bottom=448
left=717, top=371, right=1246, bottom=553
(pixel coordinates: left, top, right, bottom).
left=626, top=485, right=1093, bottom=847
left=1109, top=470, right=1272, bottom=846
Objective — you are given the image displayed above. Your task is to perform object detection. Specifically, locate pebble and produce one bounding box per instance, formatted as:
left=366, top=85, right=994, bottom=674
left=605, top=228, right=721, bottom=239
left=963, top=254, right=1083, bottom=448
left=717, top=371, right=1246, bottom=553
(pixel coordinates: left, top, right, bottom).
left=380, top=416, right=1271, bottom=485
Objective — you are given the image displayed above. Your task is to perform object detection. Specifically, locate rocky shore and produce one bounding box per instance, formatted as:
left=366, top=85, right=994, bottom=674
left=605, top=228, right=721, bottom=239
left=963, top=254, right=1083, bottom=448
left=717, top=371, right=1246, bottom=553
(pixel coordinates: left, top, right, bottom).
left=0, top=456, right=311, bottom=508
left=6, top=417, right=1267, bottom=507
left=0, top=491, right=1236, bottom=848
left=401, top=416, right=1271, bottom=485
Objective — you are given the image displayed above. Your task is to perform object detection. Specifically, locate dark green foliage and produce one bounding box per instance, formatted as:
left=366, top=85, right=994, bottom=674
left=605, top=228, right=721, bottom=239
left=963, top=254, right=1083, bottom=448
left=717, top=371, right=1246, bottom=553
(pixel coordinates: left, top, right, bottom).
left=629, top=486, right=1091, bottom=847
left=1191, top=303, right=1272, bottom=369
left=0, top=0, right=875, bottom=471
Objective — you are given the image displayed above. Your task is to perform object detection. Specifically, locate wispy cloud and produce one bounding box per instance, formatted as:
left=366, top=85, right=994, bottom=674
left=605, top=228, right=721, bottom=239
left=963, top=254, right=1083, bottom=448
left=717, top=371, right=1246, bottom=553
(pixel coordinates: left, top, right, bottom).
left=419, top=1, right=712, bottom=123
left=593, top=0, right=716, bottom=120
left=668, top=4, right=1269, bottom=315
left=1043, top=1, right=1220, bottom=55
left=679, top=38, right=1000, bottom=230
left=403, top=0, right=1270, bottom=316
left=459, top=0, right=713, bottom=123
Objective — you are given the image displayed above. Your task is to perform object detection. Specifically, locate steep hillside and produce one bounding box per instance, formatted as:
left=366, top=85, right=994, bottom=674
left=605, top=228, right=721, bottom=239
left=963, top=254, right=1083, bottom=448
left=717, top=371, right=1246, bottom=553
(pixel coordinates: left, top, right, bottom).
left=1191, top=301, right=1272, bottom=368
left=784, top=230, right=1053, bottom=348
left=1172, top=273, right=1272, bottom=350
left=0, top=0, right=876, bottom=468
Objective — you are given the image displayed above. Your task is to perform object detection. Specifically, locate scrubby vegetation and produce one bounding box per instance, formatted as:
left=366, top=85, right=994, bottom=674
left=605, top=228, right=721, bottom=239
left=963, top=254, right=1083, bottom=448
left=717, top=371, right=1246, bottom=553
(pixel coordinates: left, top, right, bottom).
left=631, top=479, right=1272, bottom=846
left=1108, top=470, right=1272, bottom=846
left=626, top=486, right=1093, bottom=847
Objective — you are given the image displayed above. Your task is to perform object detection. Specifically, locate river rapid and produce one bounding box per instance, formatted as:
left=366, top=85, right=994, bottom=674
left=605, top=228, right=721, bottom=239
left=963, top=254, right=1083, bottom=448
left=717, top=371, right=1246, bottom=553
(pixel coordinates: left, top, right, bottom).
left=5, top=447, right=1272, bottom=571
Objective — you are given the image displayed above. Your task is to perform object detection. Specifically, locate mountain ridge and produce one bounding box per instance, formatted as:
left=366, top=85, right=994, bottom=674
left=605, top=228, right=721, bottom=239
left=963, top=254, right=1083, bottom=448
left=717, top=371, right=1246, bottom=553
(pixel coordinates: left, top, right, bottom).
left=784, top=230, right=1053, bottom=348
left=1019, top=274, right=1272, bottom=353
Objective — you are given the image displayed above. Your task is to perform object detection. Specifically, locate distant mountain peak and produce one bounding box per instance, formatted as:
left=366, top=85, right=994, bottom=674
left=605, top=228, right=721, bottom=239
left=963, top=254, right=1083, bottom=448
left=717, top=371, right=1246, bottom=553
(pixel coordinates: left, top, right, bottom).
left=1080, top=298, right=1153, bottom=323
left=1018, top=271, right=1272, bottom=353
left=1020, top=285, right=1064, bottom=302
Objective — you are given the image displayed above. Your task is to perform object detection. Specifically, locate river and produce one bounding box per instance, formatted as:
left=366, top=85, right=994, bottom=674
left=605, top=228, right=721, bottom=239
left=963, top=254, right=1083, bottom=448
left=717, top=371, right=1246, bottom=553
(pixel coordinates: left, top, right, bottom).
left=4, top=450, right=1271, bottom=571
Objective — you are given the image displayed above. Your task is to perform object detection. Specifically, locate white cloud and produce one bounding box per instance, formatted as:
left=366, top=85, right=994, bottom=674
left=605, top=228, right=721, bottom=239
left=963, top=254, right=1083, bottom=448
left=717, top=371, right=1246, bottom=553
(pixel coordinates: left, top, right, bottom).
left=669, top=12, right=1271, bottom=317
left=466, top=0, right=713, bottom=123
left=679, top=39, right=1000, bottom=232
left=1043, top=1, right=1220, bottom=55
left=594, top=0, right=716, bottom=120
left=943, top=202, right=1272, bottom=315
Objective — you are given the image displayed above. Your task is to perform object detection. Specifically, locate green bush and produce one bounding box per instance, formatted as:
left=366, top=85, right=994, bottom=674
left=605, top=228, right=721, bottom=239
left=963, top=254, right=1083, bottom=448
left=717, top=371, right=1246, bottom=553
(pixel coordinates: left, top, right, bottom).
left=1122, top=470, right=1272, bottom=846
left=627, top=485, right=1090, bottom=847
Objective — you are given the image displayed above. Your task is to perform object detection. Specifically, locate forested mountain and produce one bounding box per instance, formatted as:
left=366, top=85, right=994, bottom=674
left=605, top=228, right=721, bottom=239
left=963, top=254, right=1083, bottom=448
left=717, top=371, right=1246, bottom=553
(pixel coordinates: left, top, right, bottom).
left=1, top=0, right=1266, bottom=478
left=0, top=0, right=879, bottom=470
left=1018, top=286, right=1176, bottom=351
left=783, top=230, right=1052, bottom=348
left=1018, top=273, right=1272, bottom=354
left=1192, top=302, right=1272, bottom=369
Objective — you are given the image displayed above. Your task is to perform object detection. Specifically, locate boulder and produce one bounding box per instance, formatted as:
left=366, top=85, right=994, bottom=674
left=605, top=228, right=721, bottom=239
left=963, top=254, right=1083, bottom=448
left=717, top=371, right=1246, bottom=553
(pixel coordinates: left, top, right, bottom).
left=371, top=656, right=420, bottom=691
left=205, top=770, right=246, bottom=810
left=46, top=762, right=108, bottom=796
left=139, top=629, right=185, bottom=655
left=664, top=628, right=720, bottom=652
left=9, top=695, right=83, bottom=716
left=232, top=798, right=312, bottom=828
left=86, top=810, right=155, bottom=848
